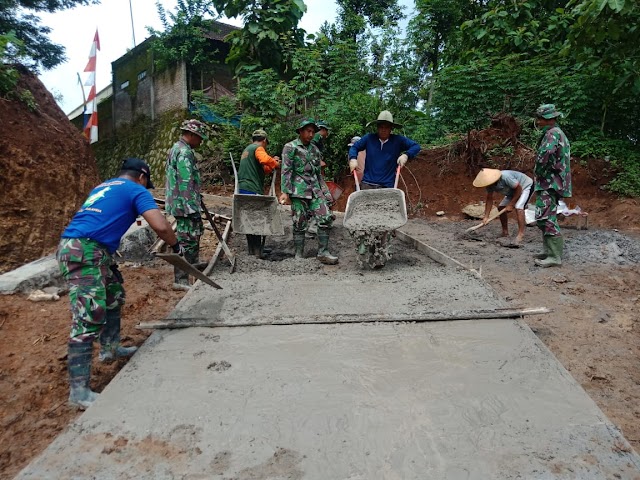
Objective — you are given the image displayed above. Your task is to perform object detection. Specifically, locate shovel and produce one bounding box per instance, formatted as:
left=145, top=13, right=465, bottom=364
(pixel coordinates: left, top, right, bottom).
left=155, top=253, right=222, bottom=289
left=465, top=208, right=508, bottom=233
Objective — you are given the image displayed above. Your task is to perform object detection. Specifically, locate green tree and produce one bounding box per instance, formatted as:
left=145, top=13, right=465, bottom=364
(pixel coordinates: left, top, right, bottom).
left=148, top=0, right=221, bottom=73
left=0, top=0, right=99, bottom=71
left=211, top=0, right=307, bottom=76
left=334, top=0, right=404, bottom=40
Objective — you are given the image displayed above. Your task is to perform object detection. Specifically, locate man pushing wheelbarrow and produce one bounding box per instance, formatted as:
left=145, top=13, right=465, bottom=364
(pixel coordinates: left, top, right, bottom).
left=347, top=111, right=421, bottom=268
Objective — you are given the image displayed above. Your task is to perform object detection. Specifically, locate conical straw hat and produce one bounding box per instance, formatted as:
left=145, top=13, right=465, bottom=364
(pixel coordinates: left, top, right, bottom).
left=473, top=168, right=501, bottom=187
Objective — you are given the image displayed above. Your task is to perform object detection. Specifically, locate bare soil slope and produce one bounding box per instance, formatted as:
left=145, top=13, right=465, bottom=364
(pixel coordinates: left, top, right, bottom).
left=0, top=67, right=99, bottom=273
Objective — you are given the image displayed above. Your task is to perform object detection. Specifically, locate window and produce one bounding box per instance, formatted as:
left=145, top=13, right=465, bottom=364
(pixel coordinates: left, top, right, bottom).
left=120, top=80, right=129, bottom=90
left=137, top=70, right=147, bottom=81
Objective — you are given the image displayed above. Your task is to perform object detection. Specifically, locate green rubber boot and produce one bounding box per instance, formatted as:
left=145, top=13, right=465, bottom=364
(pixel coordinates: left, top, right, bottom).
left=99, top=308, right=138, bottom=363
left=317, top=228, right=339, bottom=265
left=293, top=231, right=305, bottom=259
left=533, top=235, right=549, bottom=260
left=68, top=341, right=99, bottom=410
left=535, top=236, right=563, bottom=268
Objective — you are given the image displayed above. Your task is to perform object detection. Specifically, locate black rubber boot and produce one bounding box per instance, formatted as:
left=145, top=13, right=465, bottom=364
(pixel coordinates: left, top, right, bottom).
left=68, top=341, right=99, bottom=410
left=99, top=308, right=137, bottom=363
left=293, top=231, right=305, bottom=259
left=535, top=236, right=563, bottom=267
left=246, top=235, right=259, bottom=255
left=317, top=228, right=339, bottom=265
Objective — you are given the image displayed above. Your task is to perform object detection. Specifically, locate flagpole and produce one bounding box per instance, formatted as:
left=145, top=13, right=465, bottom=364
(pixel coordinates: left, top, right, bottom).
left=129, top=0, right=136, bottom=47
left=77, top=72, right=87, bottom=106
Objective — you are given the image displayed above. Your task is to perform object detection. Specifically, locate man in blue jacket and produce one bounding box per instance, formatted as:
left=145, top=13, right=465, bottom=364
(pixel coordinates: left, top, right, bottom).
left=348, top=110, right=421, bottom=188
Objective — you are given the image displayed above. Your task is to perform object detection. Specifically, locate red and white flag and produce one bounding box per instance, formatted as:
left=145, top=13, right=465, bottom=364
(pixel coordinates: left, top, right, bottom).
left=83, top=29, right=100, bottom=144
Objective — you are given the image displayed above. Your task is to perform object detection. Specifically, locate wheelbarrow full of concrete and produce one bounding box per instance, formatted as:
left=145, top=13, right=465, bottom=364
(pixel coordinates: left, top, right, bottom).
left=229, top=153, right=284, bottom=236
left=343, top=166, right=407, bottom=232
left=343, top=167, right=407, bottom=269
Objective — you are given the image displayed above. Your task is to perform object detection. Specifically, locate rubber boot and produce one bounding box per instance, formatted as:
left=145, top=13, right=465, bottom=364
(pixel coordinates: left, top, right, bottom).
left=293, top=231, right=305, bottom=259
left=535, top=236, right=563, bottom=268
left=99, top=308, right=138, bottom=363
left=533, top=235, right=549, bottom=260
left=261, top=237, right=272, bottom=255
left=173, top=265, right=190, bottom=291
left=246, top=235, right=259, bottom=255
left=68, top=341, right=99, bottom=410
left=316, top=228, right=339, bottom=265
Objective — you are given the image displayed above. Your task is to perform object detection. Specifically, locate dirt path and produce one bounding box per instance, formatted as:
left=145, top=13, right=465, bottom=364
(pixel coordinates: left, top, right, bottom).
left=401, top=217, right=640, bottom=451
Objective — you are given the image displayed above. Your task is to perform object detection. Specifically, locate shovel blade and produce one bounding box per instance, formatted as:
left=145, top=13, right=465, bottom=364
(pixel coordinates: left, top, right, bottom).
left=156, top=253, right=222, bottom=289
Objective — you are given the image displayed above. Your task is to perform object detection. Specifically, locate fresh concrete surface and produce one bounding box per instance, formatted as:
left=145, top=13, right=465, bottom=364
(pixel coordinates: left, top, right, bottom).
left=17, top=321, right=640, bottom=479
left=15, top=224, right=640, bottom=478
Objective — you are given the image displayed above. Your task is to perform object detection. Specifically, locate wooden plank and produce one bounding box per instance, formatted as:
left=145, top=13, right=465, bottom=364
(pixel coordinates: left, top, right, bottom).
left=395, top=229, right=481, bottom=277
left=203, top=219, right=232, bottom=276
left=137, top=307, right=551, bottom=330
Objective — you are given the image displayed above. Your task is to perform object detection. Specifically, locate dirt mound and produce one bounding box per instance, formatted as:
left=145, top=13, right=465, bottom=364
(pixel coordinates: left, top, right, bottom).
left=331, top=114, right=639, bottom=232
left=0, top=67, right=99, bottom=273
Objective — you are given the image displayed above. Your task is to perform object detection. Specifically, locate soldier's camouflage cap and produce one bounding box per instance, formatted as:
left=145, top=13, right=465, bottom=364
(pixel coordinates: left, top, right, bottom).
left=181, top=119, right=209, bottom=140
left=252, top=129, right=268, bottom=139
left=535, top=104, right=563, bottom=119
left=317, top=120, right=330, bottom=130
left=296, top=119, right=319, bottom=133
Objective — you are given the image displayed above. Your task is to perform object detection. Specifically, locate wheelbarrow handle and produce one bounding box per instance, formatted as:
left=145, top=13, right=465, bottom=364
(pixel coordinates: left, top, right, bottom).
left=229, top=153, right=239, bottom=194
left=394, top=165, right=402, bottom=189
left=269, top=169, right=277, bottom=197
left=353, top=169, right=360, bottom=192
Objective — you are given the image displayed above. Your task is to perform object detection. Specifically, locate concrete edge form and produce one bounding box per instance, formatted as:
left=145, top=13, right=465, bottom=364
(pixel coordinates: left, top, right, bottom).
left=396, top=228, right=481, bottom=276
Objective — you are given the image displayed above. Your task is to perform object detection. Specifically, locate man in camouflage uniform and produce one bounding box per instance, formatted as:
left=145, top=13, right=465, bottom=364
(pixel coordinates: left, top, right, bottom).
left=533, top=104, right=572, bottom=267
left=307, top=120, right=330, bottom=237
left=165, top=119, right=208, bottom=289
left=279, top=119, right=338, bottom=265
left=238, top=128, right=280, bottom=258
left=58, top=158, right=183, bottom=409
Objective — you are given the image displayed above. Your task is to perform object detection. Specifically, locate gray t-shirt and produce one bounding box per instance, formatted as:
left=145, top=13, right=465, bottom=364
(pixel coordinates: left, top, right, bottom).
left=487, top=170, right=533, bottom=197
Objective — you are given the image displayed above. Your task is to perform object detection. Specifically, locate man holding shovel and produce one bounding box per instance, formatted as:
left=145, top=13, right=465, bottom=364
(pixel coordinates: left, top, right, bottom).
left=533, top=104, right=572, bottom=267
left=238, top=129, right=280, bottom=258
left=166, top=119, right=208, bottom=290
left=57, top=158, right=183, bottom=409
left=473, top=168, right=533, bottom=246
left=279, top=119, right=338, bottom=265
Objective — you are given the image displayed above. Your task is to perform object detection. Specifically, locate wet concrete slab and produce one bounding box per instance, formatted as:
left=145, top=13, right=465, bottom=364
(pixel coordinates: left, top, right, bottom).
left=16, top=224, right=640, bottom=478
left=17, top=321, right=640, bottom=479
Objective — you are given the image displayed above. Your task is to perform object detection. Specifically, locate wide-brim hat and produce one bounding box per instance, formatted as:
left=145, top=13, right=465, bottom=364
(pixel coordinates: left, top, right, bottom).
left=366, top=110, right=402, bottom=129
left=535, top=104, right=563, bottom=120
left=180, top=119, right=209, bottom=140
left=296, top=119, right=319, bottom=133
left=473, top=168, right=501, bottom=188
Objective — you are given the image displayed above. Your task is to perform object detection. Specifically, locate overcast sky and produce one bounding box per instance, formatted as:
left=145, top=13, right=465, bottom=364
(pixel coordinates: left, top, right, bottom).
left=38, top=0, right=340, bottom=114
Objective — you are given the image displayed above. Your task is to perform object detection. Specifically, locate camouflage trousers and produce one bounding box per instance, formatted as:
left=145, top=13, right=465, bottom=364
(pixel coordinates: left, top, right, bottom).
left=291, top=196, right=333, bottom=233
left=175, top=214, right=204, bottom=259
left=57, top=238, right=125, bottom=343
left=535, top=190, right=561, bottom=236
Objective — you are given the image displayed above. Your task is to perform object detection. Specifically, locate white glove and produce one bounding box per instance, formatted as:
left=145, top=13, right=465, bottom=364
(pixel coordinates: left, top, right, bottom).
left=397, top=154, right=408, bottom=166
left=349, top=158, right=358, bottom=172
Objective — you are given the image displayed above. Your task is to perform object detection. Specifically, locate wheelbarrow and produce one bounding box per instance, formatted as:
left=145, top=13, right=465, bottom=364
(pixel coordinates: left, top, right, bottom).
left=229, top=153, right=285, bottom=236
left=343, top=166, right=407, bottom=232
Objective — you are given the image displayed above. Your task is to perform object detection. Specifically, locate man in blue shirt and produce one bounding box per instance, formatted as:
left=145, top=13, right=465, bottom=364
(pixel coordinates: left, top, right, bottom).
left=57, top=158, right=183, bottom=410
left=348, top=111, right=421, bottom=188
